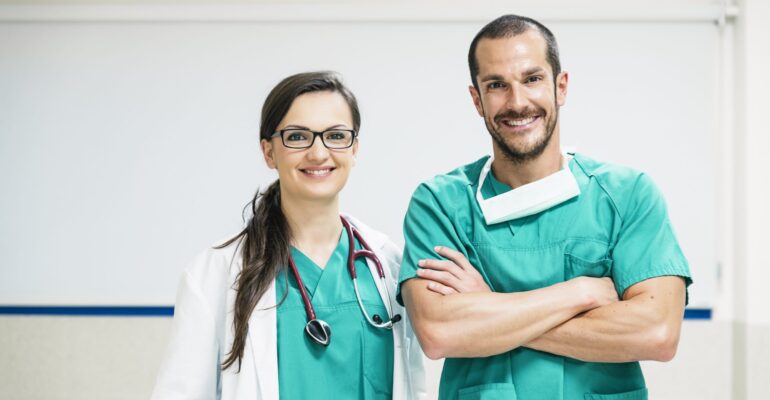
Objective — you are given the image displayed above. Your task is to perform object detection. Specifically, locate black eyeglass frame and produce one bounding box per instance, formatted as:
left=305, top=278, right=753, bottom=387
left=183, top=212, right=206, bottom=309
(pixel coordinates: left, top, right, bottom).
left=270, top=128, right=358, bottom=149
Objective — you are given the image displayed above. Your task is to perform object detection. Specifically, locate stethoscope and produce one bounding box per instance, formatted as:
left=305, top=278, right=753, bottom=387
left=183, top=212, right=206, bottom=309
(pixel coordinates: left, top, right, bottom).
left=286, top=215, right=402, bottom=346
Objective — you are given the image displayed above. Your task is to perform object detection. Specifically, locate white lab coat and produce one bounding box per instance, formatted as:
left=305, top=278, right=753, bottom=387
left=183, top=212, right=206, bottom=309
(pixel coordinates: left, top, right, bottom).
left=151, top=214, right=427, bottom=400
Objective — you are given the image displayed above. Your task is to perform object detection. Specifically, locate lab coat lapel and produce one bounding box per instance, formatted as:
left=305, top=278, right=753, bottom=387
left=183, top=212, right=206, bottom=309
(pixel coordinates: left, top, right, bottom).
left=369, top=243, right=410, bottom=400
left=345, top=214, right=409, bottom=399
left=365, top=241, right=409, bottom=400
left=225, top=242, right=277, bottom=400
left=247, top=280, right=278, bottom=400
left=220, top=242, right=278, bottom=400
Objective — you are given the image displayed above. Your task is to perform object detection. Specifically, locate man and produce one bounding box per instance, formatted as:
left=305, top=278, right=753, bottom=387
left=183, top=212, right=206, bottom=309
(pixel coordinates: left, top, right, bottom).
left=398, top=15, right=692, bottom=400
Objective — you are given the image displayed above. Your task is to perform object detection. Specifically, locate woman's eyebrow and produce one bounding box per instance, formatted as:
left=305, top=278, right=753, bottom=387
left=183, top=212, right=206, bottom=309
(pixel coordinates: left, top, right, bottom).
left=280, top=124, right=350, bottom=130
left=281, top=124, right=309, bottom=130
left=325, top=124, right=349, bottom=130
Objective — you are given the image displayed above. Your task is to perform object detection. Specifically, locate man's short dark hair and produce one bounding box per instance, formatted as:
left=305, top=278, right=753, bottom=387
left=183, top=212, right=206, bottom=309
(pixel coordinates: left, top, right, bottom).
left=468, top=15, right=562, bottom=90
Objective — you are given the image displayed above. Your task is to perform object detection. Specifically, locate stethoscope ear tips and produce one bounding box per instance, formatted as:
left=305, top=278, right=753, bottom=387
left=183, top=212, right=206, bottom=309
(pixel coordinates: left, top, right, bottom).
left=373, top=313, right=402, bottom=326
left=305, top=319, right=331, bottom=346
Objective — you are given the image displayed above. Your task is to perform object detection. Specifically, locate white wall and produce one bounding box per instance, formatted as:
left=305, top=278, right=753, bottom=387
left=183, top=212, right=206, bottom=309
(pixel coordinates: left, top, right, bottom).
left=0, top=2, right=720, bottom=308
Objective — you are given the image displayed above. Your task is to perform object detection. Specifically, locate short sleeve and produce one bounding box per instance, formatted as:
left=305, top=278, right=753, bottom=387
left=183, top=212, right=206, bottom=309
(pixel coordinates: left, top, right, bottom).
left=610, top=174, right=692, bottom=300
left=396, top=183, right=471, bottom=306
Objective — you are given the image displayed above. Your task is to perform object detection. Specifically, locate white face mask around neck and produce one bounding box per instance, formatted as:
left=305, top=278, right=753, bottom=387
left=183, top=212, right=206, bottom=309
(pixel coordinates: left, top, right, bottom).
left=475, top=154, right=580, bottom=225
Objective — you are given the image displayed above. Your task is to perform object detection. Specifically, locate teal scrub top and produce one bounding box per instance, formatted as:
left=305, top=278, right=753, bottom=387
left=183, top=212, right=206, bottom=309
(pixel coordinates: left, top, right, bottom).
left=397, top=153, right=692, bottom=400
left=276, top=227, right=394, bottom=400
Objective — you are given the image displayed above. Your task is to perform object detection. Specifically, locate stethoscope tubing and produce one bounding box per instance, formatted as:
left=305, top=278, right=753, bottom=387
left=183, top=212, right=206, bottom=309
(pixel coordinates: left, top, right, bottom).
left=287, top=254, right=317, bottom=321
left=352, top=277, right=395, bottom=329
left=342, top=216, right=386, bottom=280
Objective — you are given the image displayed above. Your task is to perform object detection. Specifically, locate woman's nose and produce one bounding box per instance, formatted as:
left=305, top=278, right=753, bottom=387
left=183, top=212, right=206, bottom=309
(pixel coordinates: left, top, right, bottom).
left=305, top=136, right=330, bottom=161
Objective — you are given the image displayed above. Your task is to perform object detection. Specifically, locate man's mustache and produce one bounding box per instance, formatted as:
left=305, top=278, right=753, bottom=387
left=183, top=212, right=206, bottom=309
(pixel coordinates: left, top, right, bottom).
left=494, top=108, right=543, bottom=123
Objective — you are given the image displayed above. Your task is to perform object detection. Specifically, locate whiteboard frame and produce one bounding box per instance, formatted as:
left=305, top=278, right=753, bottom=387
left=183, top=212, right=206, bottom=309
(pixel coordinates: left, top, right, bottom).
left=0, top=3, right=739, bottom=23
left=0, top=2, right=737, bottom=319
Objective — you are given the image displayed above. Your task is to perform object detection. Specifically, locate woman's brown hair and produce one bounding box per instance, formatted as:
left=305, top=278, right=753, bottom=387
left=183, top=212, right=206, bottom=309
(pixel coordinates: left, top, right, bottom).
left=218, top=71, right=361, bottom=371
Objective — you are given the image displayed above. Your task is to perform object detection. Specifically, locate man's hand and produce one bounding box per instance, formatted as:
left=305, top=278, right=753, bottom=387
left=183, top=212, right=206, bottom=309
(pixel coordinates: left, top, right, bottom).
left=416, top=246, right=619, bottom=312
left=570, top=276, right=619, bottom=309
left=415, top=245, right=491, bottom=294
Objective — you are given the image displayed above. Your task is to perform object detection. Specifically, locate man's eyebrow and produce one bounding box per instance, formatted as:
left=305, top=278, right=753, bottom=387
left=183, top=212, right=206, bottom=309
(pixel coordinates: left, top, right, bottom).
left=479, top=74, right=505, bottom=82
left=479, top=67, right=547, bottom=83
left=522, top=66, right=546, bottom=76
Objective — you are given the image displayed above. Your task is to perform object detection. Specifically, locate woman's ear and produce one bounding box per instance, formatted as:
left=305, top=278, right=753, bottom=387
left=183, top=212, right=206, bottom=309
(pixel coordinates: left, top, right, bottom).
left=261, top=139, right=277, bottom=169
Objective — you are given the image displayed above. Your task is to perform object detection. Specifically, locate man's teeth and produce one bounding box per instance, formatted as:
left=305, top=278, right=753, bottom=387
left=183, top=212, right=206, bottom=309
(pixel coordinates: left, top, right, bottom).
left=504, top=116, right=536, bottom=126
left=304, top=169, right=331, bottom=175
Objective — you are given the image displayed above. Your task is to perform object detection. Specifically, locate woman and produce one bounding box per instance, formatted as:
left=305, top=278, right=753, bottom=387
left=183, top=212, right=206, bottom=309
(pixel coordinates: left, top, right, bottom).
left=151, top=72, right=426, bottom=399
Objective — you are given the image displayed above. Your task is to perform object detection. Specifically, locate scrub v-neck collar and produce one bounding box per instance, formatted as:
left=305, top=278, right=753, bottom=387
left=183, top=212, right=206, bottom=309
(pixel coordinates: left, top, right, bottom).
left=289, top=228, right=349, bottom=299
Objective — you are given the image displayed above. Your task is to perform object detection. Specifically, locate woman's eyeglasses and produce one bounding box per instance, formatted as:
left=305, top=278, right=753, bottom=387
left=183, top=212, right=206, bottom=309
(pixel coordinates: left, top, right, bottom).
left=271, top=129, right=357, bottom=149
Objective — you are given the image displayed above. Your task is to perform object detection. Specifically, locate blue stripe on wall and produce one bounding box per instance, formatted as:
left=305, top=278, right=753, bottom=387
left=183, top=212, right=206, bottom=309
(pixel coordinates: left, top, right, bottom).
left=1, top=306, right=712, bottom=319
left=683, top=308, right=711, bottom=320
left=0, top=306, right=174, bottom=317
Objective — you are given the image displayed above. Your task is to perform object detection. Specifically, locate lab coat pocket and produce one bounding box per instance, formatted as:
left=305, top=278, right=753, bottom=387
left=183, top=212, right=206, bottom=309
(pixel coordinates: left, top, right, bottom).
left=458, top=383, right=517, bottom=400
left=584, top=387, right=648, bottom=400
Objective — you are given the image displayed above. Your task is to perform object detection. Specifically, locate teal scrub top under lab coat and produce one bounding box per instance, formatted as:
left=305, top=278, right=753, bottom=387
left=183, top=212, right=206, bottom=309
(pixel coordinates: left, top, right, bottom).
left=276, top=227, right=394, bottom=400
left=397, top=153, right=692, bottom=400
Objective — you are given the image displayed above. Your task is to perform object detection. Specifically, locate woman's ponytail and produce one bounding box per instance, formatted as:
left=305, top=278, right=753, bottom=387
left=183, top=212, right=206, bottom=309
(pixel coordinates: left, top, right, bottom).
left=219, top=180, right=289, bottom=371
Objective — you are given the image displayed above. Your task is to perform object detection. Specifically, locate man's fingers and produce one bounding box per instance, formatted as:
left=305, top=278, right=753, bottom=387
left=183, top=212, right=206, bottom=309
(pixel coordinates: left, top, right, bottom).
left=434, top=246, right=472, bottom=270
left=418, top=250, right=491, bottom=294
left=416, top=268, right=461, bottom=288
left=426, top=281, right=458, bottom=295
left=419, top=259, right=463, bottom=278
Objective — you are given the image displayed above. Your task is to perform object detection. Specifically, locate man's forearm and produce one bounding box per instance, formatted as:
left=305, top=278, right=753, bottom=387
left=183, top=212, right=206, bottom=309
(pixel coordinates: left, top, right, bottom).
left=402, top=277, right=609, bottom=359
left=525, top=276, right=686, bottom=362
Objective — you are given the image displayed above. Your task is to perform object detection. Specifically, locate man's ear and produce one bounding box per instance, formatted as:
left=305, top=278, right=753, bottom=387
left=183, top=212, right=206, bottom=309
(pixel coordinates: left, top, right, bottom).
left=556, top=70, right=569, bottom=107
left=469, top=85, right=485, bottom=117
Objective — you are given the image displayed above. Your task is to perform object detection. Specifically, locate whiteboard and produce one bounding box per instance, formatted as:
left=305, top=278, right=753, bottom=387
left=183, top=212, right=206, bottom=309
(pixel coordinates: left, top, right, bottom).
left=0, top=20, right=717, bottom=307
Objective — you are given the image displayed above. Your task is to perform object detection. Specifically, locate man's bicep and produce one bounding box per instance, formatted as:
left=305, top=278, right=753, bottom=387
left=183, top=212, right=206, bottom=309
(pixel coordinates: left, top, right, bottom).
left=401, top=278, right=438, bottom=319
left=621, top=275, right=688, bottom=360
left=400, top=277, right=447, bottom=353
left=622, top=275, right=687, bottom=316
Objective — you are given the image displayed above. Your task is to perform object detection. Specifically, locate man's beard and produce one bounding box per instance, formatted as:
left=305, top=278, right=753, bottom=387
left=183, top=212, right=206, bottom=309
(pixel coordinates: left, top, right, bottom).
left=484, top=105, right=558, bottom=164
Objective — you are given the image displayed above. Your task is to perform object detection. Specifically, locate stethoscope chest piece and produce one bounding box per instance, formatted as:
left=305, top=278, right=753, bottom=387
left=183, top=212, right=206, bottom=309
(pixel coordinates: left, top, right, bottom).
left=305, top=318, right=331, bottom=346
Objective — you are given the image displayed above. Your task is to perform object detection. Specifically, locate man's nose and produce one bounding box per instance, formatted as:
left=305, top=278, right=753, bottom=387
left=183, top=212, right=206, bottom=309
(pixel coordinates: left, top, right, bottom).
left=505, top=84, right=529, bottom=111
